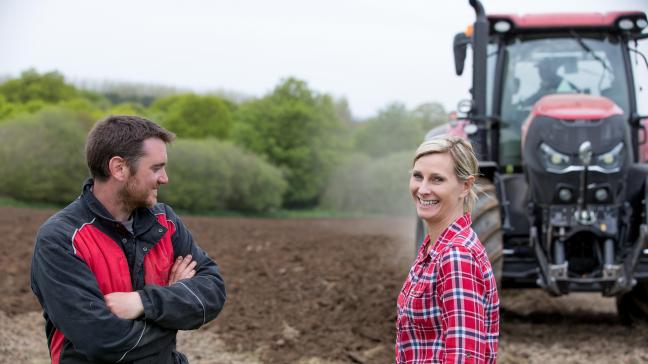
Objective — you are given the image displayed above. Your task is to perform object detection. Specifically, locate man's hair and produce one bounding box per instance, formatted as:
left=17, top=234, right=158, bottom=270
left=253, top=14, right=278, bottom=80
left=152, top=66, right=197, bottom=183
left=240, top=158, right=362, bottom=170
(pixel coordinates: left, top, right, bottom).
left=86, top=115, right=175, bottom=181
left=413, top=135, right=479, bottom=213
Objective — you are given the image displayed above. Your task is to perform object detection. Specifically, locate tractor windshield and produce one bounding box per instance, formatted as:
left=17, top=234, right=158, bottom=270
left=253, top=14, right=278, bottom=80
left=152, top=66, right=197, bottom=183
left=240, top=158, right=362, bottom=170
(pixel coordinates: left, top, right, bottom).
left=499, top=36, right=630, bottom=166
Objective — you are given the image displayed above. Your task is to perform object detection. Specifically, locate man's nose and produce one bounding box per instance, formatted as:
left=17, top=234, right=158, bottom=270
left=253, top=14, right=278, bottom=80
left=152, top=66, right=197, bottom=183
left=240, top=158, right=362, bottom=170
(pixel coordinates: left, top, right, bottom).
left=159, top=169, right=169, bottom=184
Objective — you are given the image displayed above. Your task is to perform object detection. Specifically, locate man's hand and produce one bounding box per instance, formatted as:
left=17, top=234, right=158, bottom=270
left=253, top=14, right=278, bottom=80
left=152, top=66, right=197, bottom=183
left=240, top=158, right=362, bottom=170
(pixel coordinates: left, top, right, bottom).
left=168, top=255, right=197, bottom=285
left=104, top=292, right=144, bottom=320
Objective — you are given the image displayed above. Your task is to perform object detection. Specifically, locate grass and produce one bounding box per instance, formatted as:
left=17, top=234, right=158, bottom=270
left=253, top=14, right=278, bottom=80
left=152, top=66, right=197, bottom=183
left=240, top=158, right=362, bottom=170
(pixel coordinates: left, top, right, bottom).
left=0, top=196, right=406, bottom=219
left=171, top=207, right=393, bottom=219
left=0, top=196, right=64, bottom=210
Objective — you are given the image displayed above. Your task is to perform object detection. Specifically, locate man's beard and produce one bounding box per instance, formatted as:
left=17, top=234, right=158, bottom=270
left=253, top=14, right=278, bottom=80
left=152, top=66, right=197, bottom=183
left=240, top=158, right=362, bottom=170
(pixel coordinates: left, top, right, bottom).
left=119, top=178, right=156, bottom=212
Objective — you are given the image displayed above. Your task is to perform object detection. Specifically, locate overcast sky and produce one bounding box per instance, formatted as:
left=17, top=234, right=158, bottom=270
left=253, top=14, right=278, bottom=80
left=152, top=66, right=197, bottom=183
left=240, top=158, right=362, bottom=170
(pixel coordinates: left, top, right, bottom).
left=1, top=0, right=647, bottom=118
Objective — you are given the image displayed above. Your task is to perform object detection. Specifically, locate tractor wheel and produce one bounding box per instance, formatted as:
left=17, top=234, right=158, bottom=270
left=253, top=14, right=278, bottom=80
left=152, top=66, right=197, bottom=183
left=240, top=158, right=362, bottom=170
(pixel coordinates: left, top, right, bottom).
left=617, top=281, right=648, bottom=324
left=471, top=179, right=504, bottom=289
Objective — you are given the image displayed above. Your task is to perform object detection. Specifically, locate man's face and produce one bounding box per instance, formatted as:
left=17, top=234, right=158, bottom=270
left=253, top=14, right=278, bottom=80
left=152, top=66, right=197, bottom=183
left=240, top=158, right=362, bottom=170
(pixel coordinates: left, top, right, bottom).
left=120, top=138, right=169, bottom=210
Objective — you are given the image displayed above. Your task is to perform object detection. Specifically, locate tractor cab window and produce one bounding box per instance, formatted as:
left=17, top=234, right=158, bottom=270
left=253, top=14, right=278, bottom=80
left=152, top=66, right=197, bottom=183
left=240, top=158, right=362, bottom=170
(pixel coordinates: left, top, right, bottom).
left=498, top=36, right=630, bottom=166
left=631, top=40, right=648, bottom=116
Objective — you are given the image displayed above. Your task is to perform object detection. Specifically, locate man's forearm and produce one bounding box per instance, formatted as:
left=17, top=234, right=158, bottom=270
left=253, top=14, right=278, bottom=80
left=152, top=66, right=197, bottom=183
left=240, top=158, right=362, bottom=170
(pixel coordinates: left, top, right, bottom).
left=105, top=291, right=144, bottom=320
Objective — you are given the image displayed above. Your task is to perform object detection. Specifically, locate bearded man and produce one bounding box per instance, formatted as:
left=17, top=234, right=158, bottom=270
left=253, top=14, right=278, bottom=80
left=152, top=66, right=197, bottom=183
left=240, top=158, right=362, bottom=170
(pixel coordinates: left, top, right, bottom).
left=31, top=115, right=226, bottom=364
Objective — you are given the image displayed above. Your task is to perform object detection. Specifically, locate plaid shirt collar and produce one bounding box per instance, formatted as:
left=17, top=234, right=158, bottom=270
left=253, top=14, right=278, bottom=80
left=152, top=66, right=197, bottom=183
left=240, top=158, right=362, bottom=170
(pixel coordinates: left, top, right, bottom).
left=417, top=213, right=472, bottom=262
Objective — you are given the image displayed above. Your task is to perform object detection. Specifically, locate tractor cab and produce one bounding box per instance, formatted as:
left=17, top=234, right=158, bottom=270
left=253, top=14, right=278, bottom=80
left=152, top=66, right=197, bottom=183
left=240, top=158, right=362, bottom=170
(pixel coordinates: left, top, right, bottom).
left=432, top=0, right=648, bottom=322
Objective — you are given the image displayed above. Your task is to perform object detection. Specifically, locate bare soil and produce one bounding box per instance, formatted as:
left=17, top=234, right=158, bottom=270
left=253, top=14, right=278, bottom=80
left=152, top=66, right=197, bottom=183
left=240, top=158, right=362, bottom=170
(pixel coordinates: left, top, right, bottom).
left=1, top=206, right=647, bottom=363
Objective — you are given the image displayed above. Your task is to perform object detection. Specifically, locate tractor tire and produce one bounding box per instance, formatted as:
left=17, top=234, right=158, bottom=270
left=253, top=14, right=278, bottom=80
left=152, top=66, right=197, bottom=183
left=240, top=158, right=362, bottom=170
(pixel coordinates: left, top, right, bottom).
left=617, top=281, right=648, bottom=324
left=471, top=179, right=504, bottom=289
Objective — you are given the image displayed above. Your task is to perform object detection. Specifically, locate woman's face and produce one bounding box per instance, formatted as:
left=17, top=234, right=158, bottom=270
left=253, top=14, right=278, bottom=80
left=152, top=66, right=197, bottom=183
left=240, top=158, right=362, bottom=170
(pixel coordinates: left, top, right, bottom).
left=410, top=152, right=471, bottom=226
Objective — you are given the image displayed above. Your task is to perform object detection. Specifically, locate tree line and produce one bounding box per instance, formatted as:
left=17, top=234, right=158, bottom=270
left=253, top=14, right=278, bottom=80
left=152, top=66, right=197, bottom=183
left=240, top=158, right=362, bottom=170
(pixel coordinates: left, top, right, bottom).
left=0, top=69, right=449, bottom=214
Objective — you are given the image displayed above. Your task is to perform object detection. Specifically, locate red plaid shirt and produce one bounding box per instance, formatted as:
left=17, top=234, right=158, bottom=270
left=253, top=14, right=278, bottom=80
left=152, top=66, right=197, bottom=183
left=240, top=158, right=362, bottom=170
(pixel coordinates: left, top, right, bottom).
left=396, top=213, right=499, bottom=363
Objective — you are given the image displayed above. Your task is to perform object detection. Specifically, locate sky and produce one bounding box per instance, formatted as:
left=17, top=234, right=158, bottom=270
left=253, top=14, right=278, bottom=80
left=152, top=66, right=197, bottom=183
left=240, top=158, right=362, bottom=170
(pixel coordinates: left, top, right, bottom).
left=1, top=0, right=647, bottom=118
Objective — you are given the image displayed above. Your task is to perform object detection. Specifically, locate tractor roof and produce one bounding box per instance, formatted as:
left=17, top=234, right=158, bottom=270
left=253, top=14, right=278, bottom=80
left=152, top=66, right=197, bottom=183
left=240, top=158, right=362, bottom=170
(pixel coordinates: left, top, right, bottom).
left=486, top=11, right=647, bottom=34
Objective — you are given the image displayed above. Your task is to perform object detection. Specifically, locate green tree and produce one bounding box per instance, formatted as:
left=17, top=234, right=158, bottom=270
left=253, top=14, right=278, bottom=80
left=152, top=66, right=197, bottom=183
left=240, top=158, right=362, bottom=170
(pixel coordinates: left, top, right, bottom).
left=0, top=68, right=78, bottom=104
left=148, top=93, right=235, bottom=139
left=232, top=78, right=348, bottom=207
left=92, top=80, right=180, bottom=107
left=412, top=102, right=447, bottom=131
left=354, top=102, right=424, bottom=158
left=0, top=69, right=111, bottom=123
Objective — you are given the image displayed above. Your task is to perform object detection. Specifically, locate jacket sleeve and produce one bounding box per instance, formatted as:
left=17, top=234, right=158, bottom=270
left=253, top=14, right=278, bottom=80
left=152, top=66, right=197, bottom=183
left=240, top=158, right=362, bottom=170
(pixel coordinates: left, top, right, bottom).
left=437, top=246, right=487, bottom=364
left=138, top=205, right=226, bottom=330
left=31, top=228, right=177, bottom=363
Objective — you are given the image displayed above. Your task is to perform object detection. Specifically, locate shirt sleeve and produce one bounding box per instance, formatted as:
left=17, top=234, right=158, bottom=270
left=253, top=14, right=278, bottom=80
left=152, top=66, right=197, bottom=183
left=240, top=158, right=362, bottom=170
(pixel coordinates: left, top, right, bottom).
left=139, top=205, right=226, bottom=330
left=437, top=245, right=487, bottom=364
left=31, top=230, right=177, bottom=363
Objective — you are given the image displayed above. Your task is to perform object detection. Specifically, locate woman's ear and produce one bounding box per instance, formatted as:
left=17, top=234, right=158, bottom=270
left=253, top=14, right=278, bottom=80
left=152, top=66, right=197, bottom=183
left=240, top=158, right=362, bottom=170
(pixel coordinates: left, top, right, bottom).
left=108, top=156, right=129, bottom=182
left=460, top=175, right=475, bottom=198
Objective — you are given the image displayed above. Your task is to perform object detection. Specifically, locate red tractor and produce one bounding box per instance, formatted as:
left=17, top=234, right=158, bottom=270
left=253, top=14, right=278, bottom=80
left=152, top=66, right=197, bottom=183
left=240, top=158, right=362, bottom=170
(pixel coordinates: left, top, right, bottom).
left=417, top=0, right=648, bottom=322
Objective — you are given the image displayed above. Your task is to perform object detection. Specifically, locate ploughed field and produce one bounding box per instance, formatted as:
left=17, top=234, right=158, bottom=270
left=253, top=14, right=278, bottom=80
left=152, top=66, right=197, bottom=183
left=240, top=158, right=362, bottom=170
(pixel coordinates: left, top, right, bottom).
left=1, top=206, right=647, bottom=364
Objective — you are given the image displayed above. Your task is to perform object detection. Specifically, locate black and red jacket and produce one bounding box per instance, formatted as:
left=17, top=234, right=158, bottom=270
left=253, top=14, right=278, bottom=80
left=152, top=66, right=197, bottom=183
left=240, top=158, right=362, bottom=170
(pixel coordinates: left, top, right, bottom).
left=31, top=179, right=226, bottom=364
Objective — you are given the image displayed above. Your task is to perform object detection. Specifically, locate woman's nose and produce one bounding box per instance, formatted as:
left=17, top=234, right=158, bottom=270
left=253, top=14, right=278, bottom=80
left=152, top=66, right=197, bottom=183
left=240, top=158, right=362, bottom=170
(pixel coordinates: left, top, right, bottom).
left=417, top=181, right=431, bottom=194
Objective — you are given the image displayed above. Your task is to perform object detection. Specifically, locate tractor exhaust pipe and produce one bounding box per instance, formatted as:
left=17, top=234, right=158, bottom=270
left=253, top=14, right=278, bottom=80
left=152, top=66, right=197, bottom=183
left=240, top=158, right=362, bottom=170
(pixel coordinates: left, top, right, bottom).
left=468, top=0, right=489, bottom=160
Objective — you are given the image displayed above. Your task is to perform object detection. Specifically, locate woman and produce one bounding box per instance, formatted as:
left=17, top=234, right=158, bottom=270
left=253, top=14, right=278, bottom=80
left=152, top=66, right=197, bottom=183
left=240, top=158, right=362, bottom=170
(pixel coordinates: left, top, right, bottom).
left=396, top=135, right=499, bottom=363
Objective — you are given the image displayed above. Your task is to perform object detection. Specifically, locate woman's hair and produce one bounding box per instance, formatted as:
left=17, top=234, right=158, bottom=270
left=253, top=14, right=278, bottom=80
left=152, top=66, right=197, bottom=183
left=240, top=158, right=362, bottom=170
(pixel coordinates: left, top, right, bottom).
left=413, top=135, right=479, bottom=213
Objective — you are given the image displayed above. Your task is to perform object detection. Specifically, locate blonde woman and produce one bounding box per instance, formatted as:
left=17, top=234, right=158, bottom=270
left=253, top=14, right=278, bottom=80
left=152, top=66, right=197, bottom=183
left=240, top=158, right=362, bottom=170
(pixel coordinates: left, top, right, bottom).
left=396, top=135, right=499, bottom=363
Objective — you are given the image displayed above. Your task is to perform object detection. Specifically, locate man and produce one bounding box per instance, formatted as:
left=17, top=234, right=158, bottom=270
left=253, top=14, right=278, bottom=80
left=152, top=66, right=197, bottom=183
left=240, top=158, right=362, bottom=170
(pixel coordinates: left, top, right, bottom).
left=31, top=115, right=226, bottom=364
left=522, top=58, right=565, bottom=107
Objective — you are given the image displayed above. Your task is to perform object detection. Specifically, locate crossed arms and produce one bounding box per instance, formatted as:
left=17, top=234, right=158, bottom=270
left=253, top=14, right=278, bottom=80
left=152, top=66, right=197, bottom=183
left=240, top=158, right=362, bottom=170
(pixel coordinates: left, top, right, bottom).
left=105, top=255, right=198, bottom=320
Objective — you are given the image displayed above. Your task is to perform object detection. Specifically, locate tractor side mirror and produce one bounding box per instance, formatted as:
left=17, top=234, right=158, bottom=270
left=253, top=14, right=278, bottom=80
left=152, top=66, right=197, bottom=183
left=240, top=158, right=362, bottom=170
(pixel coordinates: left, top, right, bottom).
left=454, top=32, right=470, bottom=76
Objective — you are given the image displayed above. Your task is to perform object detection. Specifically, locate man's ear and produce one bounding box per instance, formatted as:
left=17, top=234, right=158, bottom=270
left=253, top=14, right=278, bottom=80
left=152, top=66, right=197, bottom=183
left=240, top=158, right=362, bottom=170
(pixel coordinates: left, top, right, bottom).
left=108, top=156, right=129, bottom=182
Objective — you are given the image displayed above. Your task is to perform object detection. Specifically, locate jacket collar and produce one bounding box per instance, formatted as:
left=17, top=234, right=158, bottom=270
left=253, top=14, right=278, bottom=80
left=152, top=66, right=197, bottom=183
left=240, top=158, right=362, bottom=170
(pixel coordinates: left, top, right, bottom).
left=81, top=178, right=159, bottom=236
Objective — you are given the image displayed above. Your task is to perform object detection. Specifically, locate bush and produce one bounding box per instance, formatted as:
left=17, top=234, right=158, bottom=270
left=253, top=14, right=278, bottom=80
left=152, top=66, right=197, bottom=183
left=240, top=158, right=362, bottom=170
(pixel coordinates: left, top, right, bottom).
left=160, top=139, right=286, bottom=213
left=320, top=151, right=414, bottom=215
left=221, top=145, right=287, bottom=212
left=0, top=106, right=92, bottom=204
left=159, top=139, right=233, bottom=212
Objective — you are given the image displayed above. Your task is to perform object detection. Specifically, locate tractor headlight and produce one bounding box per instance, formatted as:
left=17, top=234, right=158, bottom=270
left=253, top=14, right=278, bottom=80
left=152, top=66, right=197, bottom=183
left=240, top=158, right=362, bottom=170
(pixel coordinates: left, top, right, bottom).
left=637, top=18, right=648, bottom=30
left=618, top=18, right=635, bottom=30
left=595, top=143, right=623, bottom=172
left=540, top=143, right=571, bottom=172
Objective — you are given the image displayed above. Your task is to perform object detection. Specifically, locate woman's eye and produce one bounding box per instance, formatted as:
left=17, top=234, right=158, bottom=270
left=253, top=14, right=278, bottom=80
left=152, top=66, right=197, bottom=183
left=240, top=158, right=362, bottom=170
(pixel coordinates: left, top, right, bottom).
left=412, top=173, right=423, bottom=181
